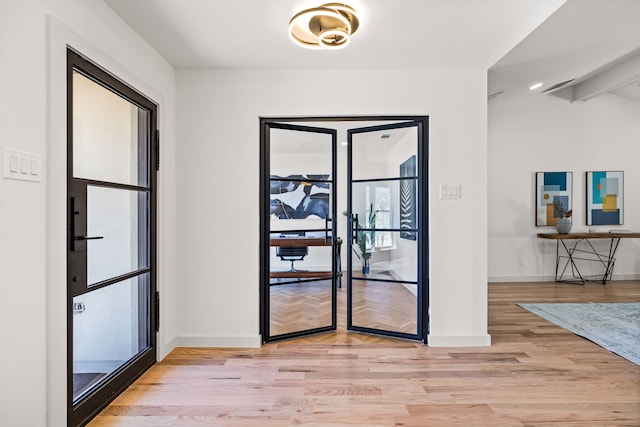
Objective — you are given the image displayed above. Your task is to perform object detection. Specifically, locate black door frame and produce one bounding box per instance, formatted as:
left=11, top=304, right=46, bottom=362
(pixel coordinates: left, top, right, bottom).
left=259, top=116, right=429, bottom=343
left=67, top=48, right=159, bottom=426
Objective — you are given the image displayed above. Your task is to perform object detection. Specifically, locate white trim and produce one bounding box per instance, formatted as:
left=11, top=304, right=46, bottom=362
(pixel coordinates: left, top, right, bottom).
left=488, top=273, right=640, bottom=283
left=609, top=273, right=640, bottom=280
left=428, top=334, right=491, bottom=347
left=160, top=337, right=179, bottom=360
left=488, top=275, right=555, bottom=282
left=177, top=335, right=262, bottom=348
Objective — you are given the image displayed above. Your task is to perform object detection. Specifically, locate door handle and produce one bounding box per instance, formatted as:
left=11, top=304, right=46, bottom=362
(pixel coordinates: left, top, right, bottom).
left=70, top=196, right=103, bottom=249
left=325, top=217, right=333, bottom=241
left=74, top=236, right=104, bottom=241
left=352, top=214, right=359, bottom=242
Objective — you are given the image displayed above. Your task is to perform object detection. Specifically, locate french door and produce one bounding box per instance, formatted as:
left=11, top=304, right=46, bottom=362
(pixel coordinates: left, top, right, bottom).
left=260, top=117, right=428, bottom=343
left=260, top=121, right=338, bottom=342
left=347, top=121, right=427, bottom=340
left=67, top=50, right=158, bottom=426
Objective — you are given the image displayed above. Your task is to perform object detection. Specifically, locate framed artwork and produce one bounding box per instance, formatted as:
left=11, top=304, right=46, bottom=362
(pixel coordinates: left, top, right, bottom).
left=586, top=171, right=624, bottom=225
left=536, top=171, right=572, bottom=226
left=270, top=174, right=330, bottom=219
left=400, top=155, right=417, bottom=240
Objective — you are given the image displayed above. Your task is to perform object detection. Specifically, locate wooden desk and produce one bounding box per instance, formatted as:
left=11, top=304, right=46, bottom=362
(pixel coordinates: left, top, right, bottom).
left=270, top=236, right=342, bottom=285
left=537, top=232, right=640, bottom=284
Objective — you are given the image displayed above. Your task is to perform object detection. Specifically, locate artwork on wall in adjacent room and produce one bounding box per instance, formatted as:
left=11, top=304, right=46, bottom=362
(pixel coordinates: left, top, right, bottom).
left=270, top=174, right=330, bottom=219
left=400, top=155, right=417, bottom=240
left=536, top=171, right=573, bottom=226
left=586, top=171, right=624, bottom=225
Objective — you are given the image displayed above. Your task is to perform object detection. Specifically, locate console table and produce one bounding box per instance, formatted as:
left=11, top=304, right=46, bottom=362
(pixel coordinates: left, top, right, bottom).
left=269, top=236, right=342, bottom=285
left=537, top=232, right=640, bottom=284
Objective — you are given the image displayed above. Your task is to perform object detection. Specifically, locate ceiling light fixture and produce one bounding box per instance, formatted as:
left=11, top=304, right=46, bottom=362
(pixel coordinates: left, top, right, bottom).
left=289, top=3, right=360, bottom=50
left=529, top=82, right=543, bottom=91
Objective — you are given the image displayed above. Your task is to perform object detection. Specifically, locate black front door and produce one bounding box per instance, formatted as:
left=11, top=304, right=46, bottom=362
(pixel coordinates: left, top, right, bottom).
left=67, top=49, right=158, bottom=426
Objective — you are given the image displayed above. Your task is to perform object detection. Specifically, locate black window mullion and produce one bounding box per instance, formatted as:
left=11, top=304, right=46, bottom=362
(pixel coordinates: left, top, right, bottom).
left=71, top=268, right=151, bottom=298
left=73, top=178, right=150, bottom=193
left=352, top=176, right=418, bottom=183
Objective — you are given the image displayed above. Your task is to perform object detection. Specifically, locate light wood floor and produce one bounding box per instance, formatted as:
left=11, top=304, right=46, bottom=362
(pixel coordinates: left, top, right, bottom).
left=89, top=281, right=640, bottom=426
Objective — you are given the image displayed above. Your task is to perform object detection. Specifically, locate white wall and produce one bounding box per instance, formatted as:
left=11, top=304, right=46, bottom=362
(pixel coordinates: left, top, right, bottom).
left=488, top=90, right=640, bottom=281
left=0, top=3, right=48, bottom=426
left=176, top=69, right=490, bottom=348
left=0, top=1, right=176, bottom=426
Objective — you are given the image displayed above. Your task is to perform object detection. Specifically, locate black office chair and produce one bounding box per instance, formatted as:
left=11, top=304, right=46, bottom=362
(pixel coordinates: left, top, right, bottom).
left=277, top=232, right=308, bottom=272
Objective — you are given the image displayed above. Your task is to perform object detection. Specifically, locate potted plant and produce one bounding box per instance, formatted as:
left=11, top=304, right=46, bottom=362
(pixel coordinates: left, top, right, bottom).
left=553, top=198, right=572, bottom=234
left=347, top=204, right=377, bottom=274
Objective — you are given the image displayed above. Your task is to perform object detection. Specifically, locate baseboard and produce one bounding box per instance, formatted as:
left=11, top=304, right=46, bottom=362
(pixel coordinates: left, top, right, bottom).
left=158, top=336, right=178, bottom=360
left=488, top=275, right=555, bottom=282
left=610, top=273, right=640, bottom=280
left=428, top=334, right=491, bottom=347
left=488, top=273, right=640, bottom=283
left=177, top=335, right=262, bottom=348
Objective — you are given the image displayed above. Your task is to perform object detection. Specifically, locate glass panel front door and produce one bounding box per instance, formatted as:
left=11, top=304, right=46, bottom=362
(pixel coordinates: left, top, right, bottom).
left=86, top=186, right=149, bottom=285
left=72, top=71, right=149, bottom=187
left=263, top=123, right=338, bottom=341
left=72, top=275, right=149, bottom=400
left=347, top=121, right=425, bottom=340
left=68, top=50, right=157, bottom=426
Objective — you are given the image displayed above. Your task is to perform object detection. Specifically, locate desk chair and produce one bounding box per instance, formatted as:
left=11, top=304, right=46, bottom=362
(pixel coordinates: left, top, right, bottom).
left=277, top=232, right=308, bottom=272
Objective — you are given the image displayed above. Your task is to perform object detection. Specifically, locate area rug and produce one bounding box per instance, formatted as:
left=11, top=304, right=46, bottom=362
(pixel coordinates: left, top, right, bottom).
left=517, top=302, right=640, bottom=366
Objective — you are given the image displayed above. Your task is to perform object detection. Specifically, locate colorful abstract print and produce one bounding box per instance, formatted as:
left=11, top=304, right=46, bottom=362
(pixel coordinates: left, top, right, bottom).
left=587, top=171, right=623, bottom=225
left=536, top=172, right=572, bottom=226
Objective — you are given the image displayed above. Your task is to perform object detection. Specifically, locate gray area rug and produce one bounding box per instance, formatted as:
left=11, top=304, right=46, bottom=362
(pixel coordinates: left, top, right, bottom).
left=517, top=302, right=640, bottom=366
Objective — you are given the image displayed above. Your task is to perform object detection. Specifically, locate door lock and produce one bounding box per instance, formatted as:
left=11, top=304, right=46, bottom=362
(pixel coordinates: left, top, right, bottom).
left=72, top=302, right=86, bottom=314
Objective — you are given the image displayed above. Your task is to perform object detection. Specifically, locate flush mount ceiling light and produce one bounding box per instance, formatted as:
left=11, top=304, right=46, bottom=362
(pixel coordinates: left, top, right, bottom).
left=289, top=3, right=360, bottom=50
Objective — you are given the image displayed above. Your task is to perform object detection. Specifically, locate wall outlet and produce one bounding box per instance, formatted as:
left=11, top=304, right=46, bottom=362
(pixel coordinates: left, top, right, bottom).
left=517, top=256, right=524, bottom=266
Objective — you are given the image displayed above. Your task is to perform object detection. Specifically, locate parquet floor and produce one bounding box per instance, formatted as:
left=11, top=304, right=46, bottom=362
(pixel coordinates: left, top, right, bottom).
left=89, top=281, right=640, bottom=426
left=270, top=279, right=417, bottom=336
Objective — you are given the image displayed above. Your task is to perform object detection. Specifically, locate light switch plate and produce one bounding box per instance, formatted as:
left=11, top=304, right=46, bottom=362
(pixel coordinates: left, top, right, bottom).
left=440, top=184, right=461, bottom=200
left=2, top=147, right=42, bottom=182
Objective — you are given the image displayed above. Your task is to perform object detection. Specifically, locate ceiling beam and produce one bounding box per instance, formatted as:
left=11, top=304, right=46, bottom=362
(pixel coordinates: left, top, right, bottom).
left=570, top=49, right=640, bottom=102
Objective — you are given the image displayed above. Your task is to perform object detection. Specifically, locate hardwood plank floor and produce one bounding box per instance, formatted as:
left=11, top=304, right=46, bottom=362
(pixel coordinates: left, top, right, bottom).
left=90, top=281, right=640, bottom=426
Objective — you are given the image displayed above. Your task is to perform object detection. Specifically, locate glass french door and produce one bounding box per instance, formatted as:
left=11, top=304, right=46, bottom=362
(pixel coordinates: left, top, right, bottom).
left=347, top=121, right=427, bottom=340
left=67, top=50, right=158, bottom=426
left=261, top=122, right=338, bottom=342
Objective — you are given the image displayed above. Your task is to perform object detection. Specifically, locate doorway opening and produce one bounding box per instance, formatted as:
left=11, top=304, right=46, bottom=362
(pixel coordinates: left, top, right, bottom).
left=260, top=116, right=429, bottom=344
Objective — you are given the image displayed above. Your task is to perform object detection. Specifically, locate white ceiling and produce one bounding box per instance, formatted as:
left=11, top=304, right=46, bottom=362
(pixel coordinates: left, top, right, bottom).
left=103, top=0, right=565, bottom=70
left=488, top=0, right=640, bottom=102
left=104, top=0, right=640, bottom=102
